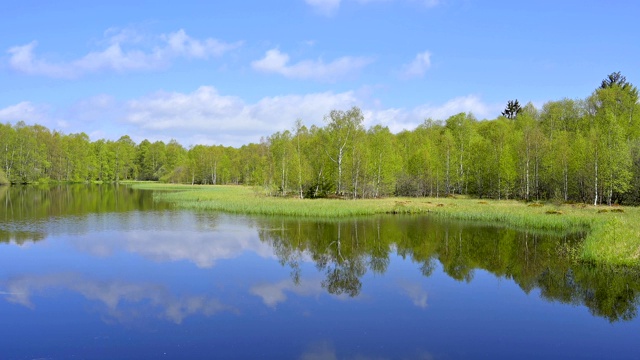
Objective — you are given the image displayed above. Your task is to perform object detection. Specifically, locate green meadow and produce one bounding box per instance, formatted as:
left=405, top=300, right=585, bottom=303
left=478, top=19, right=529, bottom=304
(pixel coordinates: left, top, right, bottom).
left=131, top=183, right=640, bottom=267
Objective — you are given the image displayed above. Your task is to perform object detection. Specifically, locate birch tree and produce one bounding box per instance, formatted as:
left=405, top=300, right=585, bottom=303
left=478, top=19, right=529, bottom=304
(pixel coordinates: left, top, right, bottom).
left=323, top=107, right=364, bottom=196
left=367, top=125, right=400, bottom=197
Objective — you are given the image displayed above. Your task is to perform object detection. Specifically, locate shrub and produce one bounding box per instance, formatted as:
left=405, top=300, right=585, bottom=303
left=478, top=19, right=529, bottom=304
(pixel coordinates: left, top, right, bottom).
left=0, top=168, right=9, bottom=185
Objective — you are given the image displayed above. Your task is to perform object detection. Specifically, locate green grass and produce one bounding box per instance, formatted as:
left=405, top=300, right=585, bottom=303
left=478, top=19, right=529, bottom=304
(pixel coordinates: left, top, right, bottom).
left=130, top=183, right=640, bottom=267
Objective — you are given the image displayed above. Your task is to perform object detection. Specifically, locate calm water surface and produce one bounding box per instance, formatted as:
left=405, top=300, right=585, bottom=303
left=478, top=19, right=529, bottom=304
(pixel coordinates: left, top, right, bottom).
left=0, top=185, right=639, bottom=359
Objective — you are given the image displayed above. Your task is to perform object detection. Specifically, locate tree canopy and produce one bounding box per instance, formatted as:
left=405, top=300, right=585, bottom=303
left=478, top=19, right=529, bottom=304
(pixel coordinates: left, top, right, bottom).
left=2, top=73, right=639, bottom=204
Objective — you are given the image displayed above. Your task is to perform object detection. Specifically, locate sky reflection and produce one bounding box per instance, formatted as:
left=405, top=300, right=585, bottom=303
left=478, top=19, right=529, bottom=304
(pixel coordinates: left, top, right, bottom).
left=3, top=272, right=235, bottom=324
left=250, top=278, right=324, bottom=308
left=69, top=222, right=276, bottom=268
left=1, top=187, right=640, bottom=358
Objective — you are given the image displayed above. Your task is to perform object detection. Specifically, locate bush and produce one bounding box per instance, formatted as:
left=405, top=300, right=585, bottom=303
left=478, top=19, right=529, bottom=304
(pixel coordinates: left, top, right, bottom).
left=304, top=180, right=334, bottom=198
left=0, top=168, right=9, bottom=185
left=394, top=176, right=423, bottom=197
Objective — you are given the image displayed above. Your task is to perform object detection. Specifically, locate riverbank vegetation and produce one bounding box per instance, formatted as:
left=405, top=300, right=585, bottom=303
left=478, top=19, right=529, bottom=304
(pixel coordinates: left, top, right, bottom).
left=1, top=72, right=639, bottom=206
left=0, top=168, right=8, bottom=185
left=131, top=183, right=639, bottom=267
left=2, top=72, right=640, bottom=264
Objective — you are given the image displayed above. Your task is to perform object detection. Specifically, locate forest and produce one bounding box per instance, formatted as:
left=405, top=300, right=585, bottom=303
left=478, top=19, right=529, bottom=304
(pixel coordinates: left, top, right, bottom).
left=1, top=72, right=639, bottom=205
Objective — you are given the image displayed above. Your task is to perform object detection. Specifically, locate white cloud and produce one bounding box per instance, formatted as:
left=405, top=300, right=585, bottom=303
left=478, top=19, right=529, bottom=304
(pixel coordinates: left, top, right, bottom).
left=0, top=101, right=49, bottom=123
left=8, top=42, right=74, bottom=78
left=364, top=95, right=499, bottom=132
left=0, top=98, right=129, bottom=132
left=252, top=49, right=372, bottom=82
left=69, top=214, right=276, bottom=268
left=162, top=29, right=239, bottom=59
left=0, top=89, right=499, bottom=147
left=414, top=95, right=494, bottom=120
left=0, top=101, right=70, bottom=129
left=124, top=86, right=358, bottom=146
left=250, top=278, right=324, bottom=307
left=401, top=51, right=432, bottom=79
left=398, top=281, right=428, bottom=308
left=2, top=210, right=277, bottom=269
left=2, top=273, right=233, bottom=324
left=127, top=86, right=248, bottom=130
left=7, top=29, right=241, bottom=78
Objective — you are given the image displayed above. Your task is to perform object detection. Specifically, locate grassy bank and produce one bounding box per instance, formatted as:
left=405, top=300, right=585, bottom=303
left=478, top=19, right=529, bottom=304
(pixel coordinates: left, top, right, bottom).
left=131, top=183, right=639, bottom=267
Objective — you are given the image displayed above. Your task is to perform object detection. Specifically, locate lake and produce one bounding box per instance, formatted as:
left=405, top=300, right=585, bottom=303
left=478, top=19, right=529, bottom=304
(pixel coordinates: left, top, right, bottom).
left=0, top=185, right=639, bottom=359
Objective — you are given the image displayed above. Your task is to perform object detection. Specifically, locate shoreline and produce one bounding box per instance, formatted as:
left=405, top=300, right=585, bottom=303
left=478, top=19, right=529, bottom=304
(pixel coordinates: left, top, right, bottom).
left=130, top=183, right=639, bottom=267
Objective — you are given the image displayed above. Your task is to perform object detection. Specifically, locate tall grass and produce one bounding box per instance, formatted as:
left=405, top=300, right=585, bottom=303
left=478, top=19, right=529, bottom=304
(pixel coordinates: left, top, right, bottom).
left=131, top=183, right=640, bottom=267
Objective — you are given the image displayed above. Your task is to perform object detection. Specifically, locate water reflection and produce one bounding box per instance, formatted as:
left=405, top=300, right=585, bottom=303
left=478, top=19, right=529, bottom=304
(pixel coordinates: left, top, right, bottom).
left=3, top=273, right=234, bottom=324
left=255, top=216, right=640, bottom=323
left=250, top=278, right=324, bottom=308
left=0, top=184, right=171, bottom=244
left=398, top=281, right=429, bottom=308
left=0, top=184, right=170, bottom=221
left=0, top=185, right=639, bottom=325
left=0, top=229, right=46, bottom=244
left=2, top=185, right=640, bottom=358
left=67, top=214, right=275, bottom=268
left=299, top=342, right=435, bottom=360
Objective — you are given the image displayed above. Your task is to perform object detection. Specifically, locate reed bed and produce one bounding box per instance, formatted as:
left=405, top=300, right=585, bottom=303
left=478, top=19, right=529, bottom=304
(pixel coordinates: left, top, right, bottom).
left=130, top=183, right=640, bottom=267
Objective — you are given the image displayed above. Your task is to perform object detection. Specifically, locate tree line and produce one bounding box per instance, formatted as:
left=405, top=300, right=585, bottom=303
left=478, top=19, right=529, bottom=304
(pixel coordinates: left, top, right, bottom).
left=1, top=72, right=639, bottom=204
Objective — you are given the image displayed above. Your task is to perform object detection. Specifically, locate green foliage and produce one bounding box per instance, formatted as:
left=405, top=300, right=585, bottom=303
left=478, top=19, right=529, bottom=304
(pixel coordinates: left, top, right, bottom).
left=304, top=177, right=334, bottom=198
left=0, top=168, right=8, bottom=185
left=136, top=140, right=167, bottom=181
left=2, top=73, right=640, bottom=205
left=133, top=182, right=640, bottom=266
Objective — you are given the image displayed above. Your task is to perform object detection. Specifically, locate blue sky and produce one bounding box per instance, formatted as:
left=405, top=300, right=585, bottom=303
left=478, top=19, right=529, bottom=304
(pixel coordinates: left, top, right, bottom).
left=1, top=0, right=638, bottom=146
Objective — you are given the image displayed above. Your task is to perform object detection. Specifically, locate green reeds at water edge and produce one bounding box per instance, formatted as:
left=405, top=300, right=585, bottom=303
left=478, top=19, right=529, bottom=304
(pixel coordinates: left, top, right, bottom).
left=130, top=183, right=640, bottom=267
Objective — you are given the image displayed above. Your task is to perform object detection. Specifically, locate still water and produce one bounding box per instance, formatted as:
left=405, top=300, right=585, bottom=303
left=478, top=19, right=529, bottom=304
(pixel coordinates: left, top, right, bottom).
left=0, top=185, right=639, bottom=359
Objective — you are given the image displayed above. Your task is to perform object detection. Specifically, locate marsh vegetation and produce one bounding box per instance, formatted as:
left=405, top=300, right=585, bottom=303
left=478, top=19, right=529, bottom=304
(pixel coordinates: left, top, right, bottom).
left=131, top=183, right=640, bottom=267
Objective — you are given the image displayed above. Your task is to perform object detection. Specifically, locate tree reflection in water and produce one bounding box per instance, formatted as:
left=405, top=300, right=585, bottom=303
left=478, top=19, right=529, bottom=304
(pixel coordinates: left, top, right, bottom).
left=1, top=185, right=639, bottom=323
left=0, top=184, right=171, bottom=245
left=257, top=216, right=640, bottom=323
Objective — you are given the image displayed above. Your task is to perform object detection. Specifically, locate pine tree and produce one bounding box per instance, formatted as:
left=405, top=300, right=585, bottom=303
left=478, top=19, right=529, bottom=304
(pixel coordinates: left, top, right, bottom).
left=501, top=99, right=523, bottom=120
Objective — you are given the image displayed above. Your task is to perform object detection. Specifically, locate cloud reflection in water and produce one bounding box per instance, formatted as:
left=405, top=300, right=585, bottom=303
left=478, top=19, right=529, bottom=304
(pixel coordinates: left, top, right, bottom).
left=2, top=273, right=235, bottom=324
left=68, top=215, right=277, bottom=268
left=250, top=278, right=324, bottom=308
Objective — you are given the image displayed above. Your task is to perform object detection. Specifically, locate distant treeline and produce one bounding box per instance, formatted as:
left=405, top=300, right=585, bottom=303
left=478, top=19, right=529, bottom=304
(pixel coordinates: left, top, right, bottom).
left=1, top=72, right=639, bottom=204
